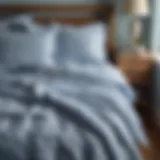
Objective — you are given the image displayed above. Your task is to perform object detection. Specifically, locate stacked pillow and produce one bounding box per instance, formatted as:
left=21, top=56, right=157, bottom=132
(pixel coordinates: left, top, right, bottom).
left=0, top=15, right=108, bottom=69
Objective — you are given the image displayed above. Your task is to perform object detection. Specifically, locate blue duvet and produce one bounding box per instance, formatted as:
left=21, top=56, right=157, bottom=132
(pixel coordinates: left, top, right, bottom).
left=0, top=63, right=148, bottom=160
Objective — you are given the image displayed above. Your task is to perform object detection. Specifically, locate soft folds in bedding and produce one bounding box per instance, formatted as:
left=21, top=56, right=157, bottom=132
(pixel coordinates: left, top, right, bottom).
left=0, top=63, right=148, bottom=160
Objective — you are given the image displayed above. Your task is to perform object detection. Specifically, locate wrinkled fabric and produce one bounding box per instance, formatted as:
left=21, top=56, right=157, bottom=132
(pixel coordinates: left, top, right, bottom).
left=0, top=64, right=147, bottom=160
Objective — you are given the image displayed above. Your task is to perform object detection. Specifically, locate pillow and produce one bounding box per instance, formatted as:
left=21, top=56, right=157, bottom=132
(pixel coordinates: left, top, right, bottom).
left=0, top=24, right=59, bottom=69
left=8, top=14, right=33, bottom=24
left=0, top=14, right=34, bottom=33
left=56, top=23, right=107, bottom=66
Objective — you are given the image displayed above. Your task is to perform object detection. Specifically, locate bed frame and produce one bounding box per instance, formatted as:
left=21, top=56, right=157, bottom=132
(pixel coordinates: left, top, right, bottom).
left=0, top=4, right=116, bottom=62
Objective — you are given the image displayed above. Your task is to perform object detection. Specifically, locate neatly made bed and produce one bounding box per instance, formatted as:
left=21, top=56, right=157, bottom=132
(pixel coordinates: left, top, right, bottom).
left=0, top=4, right=150, bottom=160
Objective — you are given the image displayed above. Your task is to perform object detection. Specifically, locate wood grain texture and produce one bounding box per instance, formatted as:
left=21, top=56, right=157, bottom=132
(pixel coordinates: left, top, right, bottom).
left=0, top=4, right=113, bottom=12
left=0, top=4, right=114, bottom=23
left=117, top=53, right=157, bottom=159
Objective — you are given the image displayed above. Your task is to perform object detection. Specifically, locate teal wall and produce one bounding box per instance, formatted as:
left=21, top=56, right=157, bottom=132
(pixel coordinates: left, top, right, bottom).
left=149, top=0, right=160, bottom=52
left=115, top=0, right=152, bottom=50
left=114, top=0, right=133, bottom=49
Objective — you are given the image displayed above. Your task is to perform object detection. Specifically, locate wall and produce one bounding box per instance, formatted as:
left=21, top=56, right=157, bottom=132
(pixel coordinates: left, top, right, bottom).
left=114, top=0, right=133, bottom=49
left=115, top=0, right=152, bottom=50
left=149, top=0, right=160, bottom=52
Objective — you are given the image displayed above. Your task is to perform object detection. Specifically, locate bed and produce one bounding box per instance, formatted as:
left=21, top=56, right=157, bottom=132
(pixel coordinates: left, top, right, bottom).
left=0, top=4, right=151, bottom=160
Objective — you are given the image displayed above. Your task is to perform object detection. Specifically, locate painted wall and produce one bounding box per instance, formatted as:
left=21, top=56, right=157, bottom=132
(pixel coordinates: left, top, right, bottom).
left=114, top=0, right=133, bottom=49
left=149, top=0, right=160, bottom=52
left=115, top=0, right=152, bottom=50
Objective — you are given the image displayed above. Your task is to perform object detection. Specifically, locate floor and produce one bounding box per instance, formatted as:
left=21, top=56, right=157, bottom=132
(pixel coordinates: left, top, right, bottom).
left=137, top=106, right=160, bottom=160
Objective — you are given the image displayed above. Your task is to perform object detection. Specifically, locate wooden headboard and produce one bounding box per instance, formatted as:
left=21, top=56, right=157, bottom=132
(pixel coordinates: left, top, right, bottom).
left=0, top=4, right=116, bottom=62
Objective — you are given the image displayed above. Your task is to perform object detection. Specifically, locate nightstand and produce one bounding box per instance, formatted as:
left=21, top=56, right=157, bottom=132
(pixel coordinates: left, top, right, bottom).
left=117, top=52, right=160, bottom=160
left=117, top=52, right=154, bottom=108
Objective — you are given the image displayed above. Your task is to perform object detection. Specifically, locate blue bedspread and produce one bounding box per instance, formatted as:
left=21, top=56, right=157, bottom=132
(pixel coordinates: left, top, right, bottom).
left=0, top=64, right=147, bottom=160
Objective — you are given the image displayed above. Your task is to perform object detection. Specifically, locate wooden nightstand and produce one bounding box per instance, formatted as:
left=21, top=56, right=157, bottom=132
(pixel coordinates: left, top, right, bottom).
left=117, top=52, right=154, bottom=108
left=117, top=52, right=160, bottom=160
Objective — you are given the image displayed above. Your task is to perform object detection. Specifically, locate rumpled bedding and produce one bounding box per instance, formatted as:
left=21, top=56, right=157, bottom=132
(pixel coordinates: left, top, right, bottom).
left=0, top=64, right=148, bottom=160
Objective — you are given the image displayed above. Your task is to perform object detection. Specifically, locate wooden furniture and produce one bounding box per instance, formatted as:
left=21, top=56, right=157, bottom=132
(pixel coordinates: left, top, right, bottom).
left=117, top=52, right=154, bottom=108
left=117, top=52, right=156, bottom=159
left=0, top=4, right=116, bottom=62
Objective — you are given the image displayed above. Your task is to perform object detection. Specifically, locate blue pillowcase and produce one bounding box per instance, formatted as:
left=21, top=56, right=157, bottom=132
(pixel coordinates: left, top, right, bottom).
left=0, top=18, right=108, bottom=69
left=56, top=23, right=107, bottom=66
left=0, top=17, right=59, bottom=69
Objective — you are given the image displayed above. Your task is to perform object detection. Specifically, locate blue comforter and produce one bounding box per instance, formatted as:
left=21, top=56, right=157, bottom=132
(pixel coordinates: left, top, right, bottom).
left=0, top=64, right=148, bottom=160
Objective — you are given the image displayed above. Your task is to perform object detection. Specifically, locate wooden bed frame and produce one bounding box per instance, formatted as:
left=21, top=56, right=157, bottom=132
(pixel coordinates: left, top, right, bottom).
left=0, top=4, right=116, bottom=62
left=0, top=4, right=151, bottom=159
